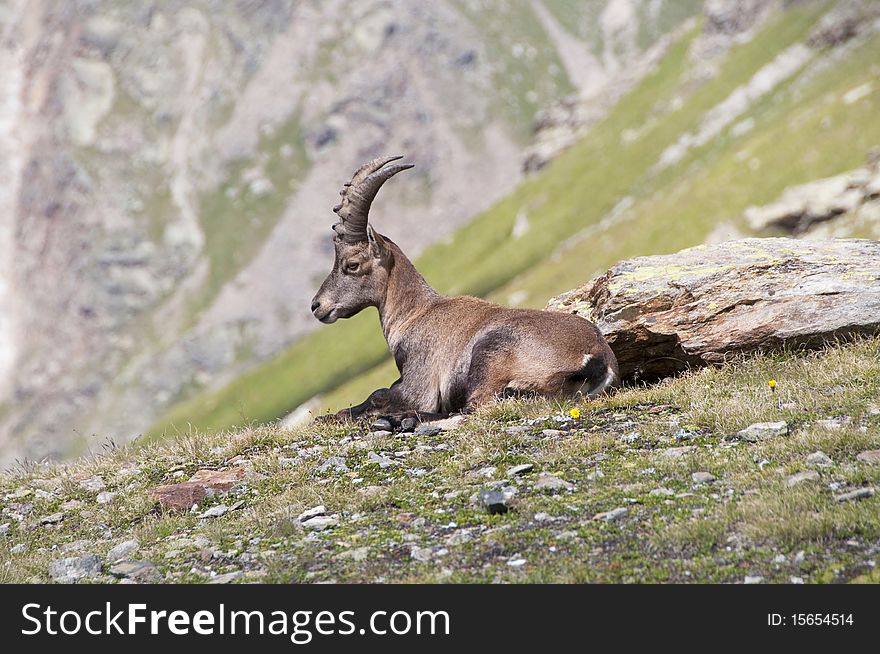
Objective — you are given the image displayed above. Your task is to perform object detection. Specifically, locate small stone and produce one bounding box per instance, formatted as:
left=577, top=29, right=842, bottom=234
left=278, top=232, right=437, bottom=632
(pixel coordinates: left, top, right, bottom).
left=337, top=546, right=371, bottom=562
left=400, top=418, right=417, bottom=432
left=198, top=504, right=229, bottom=519
left=150, top=482, right=207, bottom=511
left=806, top=451, right=833, bottom=468
left=414, top=425, right=442, bottom=437
left=49, top=554, right=102, bottom=582
left=650, top=487, right=675, bottom=497
left=773, top=554, right=787, bottom=564
left=318, top=456, right=349, bottom=473
left=507, top=463, right=534, bottom=477
left=410, top=547, right=433, bottom=562
left=0, top=523, right=9, bottom=536
left=661, top=446, right=696, bottom=459
left=534, top=473, right=574, bottom=492
left=507, top=557, right=527, bottom=567
left=367, top=451, right=395, bottom=468
left=40, top=512, right=64, bottom=525
left=11, top=543, right=26, bottom=554
left=107, top=539, right=140, bottom=562
left=96, top=491, right=115, bottom=504
left=109, top=560, right=162, bottom=583
left=744, top=575, right=764, bottom=584
left=297, top=505, right=327, bottom=522
left=302, top=515, right=338, bottom=531
left=692, top=472, right=715, bottom=484
left=370, top=418, right=393, bottom=432
left=856, top=450, right=880, bottom=465
left=737, top=421, right=788, bottom=442
left=834, top=487, right=875, bottom=503
left=79, top=477, right=105, bottom=492
left=593, top=507, right=628, bottom=522
left=785, top=470, right=820, bottom=487
left=504, top=425, right=532, bottom=435
left=790, top=576, right=804, bottom=584
left=479, top=490, right=509, bottom=515
left=209, top=571, right=243, bottom=584
left=188, top=468, right=245, bottom=495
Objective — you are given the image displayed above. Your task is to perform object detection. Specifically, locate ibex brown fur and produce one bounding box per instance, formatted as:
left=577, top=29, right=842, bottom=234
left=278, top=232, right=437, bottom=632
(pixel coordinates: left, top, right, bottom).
left=311, top=156, right=619, bottom=422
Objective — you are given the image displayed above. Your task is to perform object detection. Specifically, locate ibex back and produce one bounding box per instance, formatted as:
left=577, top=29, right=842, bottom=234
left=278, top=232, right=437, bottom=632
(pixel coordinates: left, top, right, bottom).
left=311, top=156, right=620, bottom=422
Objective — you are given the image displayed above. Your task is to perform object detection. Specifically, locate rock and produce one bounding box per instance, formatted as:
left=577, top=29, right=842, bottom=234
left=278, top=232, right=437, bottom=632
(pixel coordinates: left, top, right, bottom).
left=479, top=490, right=509, bottom=515
left=367, top=451, right=396, bottom=468
left=738, top=421, right=788, bottom=442
left=109, top=560, right=162, bottom=583
left=533, top=473, right=574, bottom=492
left=79, top=477, right=105, bottom=492
left=593, top=507, right=628, bottom=522
left=209, top=571, right=243, bottom=584
left=371, top=418, right=393, bottom=432
left=150, top=482, right=207, bottom=511
left=0, top=523, right=9, bottom=536
left=198, top=504, right=229, bottom=519
left=743, top=575, right=764, bottom=584
left=96, top=491, right=115, bottom=504
left=546, top=239, right=880, bottom=380
left=834, top=487, right=875, bottom=503
left=649, top=487, right=675, bottom=497
left=420, top=415, right=467, bottom=432
left=507, top=463, right=534, bottom=477
left=188, top=468, right=245, bottom=495
left=507, top=557, right=527, bottom=567
left=856, top=450, right=880, bottom=465
left=806, top=451, right=833, bottom=468
left=10, top=544, right=26, bottom=554
left=318, top=456, right=349, bottom=473
left=302, top=515, right=338, bottom=531
left=660, top=446, right=696, bottom=459
left=410, top=547, right=433, bottom=563
left=414, top=425, right=442, bottom=437
left=40, top=512, right=64, bottom=525
left=107, top=539, right=140, bottom=562
left=692, top=472, right=716, bottom=484
left=49, top=554, right=102, bottom=582
left=337, top=546, right=371, bottom=562
left=785, top=470, right=820, bottom=487
left=297, top=505, right=327, bottom=522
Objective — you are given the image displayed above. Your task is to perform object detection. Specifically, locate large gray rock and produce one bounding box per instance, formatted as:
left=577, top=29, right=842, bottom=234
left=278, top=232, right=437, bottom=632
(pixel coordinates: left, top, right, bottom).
left=547, top=238, right=880, bottom=380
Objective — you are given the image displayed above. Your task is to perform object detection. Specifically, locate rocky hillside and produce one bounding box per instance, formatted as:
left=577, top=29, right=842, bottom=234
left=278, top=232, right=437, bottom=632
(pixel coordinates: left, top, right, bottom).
left=0, top=0, right=701, bottom=463
left=1, top=338, right=878, bottom=583
left=146, top=0, right=880, bottom=441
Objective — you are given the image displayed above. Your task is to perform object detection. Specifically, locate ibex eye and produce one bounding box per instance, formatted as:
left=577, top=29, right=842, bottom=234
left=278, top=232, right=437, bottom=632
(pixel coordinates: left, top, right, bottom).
left=345, top=262, right=360, bottom=273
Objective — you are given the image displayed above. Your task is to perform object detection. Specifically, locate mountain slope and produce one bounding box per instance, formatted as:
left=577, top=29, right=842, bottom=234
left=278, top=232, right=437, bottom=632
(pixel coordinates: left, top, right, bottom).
left=0, top=0, right=696, bottom=463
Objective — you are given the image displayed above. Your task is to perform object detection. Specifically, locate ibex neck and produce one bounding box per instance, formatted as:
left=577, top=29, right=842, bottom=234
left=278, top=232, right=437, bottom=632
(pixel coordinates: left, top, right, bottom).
left=379, top=243, right=441, bottom=347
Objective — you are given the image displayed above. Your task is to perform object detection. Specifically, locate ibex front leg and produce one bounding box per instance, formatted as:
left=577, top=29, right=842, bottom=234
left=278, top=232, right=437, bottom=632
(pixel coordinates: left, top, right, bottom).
left=317, top=379, right=447, bottom=425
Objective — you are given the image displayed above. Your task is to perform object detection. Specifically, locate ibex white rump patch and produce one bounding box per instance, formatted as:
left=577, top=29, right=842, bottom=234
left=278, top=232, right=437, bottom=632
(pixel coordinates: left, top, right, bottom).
left=311, top=156, right=620, bottom=424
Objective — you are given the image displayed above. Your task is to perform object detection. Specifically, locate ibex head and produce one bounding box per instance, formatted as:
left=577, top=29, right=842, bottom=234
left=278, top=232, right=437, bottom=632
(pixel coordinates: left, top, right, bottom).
left=311, top=155, right=413, bottom=324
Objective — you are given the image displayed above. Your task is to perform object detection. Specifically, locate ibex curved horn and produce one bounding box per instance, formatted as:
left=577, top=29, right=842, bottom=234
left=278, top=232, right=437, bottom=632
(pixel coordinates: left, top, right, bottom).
left=333, top=155, right=414, bottom=243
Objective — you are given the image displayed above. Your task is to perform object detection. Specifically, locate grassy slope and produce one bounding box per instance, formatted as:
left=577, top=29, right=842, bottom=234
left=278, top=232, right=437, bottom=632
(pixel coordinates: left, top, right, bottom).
left=148, top=1, right=877, bottom=436
left=3, top=339, right=879, bottom=583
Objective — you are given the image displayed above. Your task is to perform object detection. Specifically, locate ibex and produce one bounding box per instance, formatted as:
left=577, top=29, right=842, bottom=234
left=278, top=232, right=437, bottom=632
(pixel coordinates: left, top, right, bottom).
left=311, top=155, right=619, bottom=422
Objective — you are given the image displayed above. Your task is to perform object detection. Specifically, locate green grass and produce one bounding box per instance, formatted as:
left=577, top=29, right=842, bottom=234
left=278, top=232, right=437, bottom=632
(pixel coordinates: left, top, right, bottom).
left=4, top=338, right=879, bottom=584
left=147, top=2, right=863, bottom=436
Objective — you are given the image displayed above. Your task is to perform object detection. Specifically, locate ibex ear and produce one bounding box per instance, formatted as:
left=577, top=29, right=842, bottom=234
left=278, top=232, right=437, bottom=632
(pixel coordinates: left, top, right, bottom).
left=367, top=225, right=389, bottom=260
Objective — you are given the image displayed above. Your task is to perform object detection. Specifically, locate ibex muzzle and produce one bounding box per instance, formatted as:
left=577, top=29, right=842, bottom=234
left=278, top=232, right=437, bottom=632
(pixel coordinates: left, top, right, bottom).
left=312, top=156, right=620, bottom=422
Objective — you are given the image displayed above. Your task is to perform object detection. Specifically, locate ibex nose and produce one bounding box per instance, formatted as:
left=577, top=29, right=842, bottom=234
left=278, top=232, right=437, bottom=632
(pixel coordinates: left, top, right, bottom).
left=311, top=300, right=321, bottom=313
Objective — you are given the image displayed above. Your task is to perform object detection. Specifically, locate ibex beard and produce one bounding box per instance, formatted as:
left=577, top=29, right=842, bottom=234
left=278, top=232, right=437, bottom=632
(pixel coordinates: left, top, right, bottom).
left=311, top=155, right=620, bottom=423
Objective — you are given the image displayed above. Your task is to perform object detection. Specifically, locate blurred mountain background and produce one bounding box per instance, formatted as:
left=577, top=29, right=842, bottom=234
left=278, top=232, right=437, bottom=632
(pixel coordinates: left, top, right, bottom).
left=0, top=0, right=877, bottom=465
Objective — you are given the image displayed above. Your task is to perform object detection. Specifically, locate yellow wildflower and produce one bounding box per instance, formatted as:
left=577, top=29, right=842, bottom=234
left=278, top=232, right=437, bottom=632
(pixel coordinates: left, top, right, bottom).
left=569, top=408, right=581, bottom=419
left=768, top=379, right=777, bottom=392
